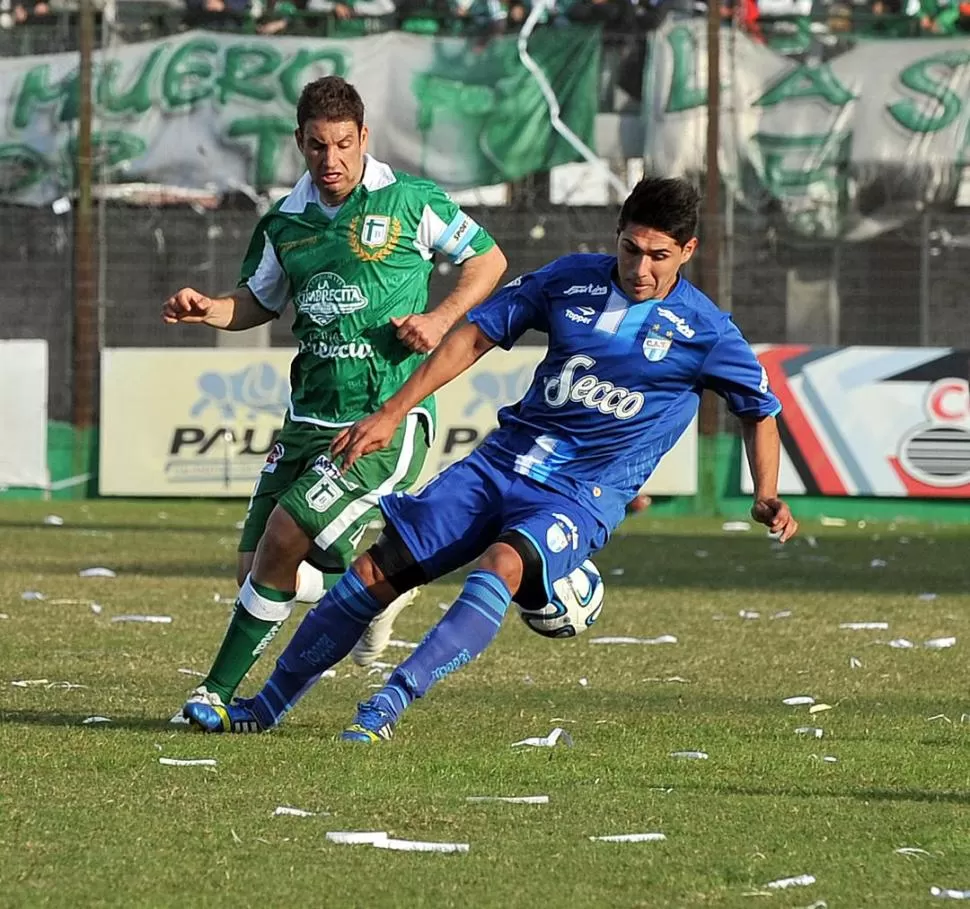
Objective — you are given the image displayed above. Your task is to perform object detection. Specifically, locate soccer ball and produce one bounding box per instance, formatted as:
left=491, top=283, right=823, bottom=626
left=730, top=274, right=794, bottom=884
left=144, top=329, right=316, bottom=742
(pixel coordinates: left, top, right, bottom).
left=516, top=559, right=604, bottom=638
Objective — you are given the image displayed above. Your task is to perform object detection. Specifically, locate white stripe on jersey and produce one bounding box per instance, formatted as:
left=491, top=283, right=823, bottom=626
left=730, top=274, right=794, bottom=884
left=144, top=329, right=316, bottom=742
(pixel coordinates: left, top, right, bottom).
left=593, top=289, right=628, bottom=335
left=246, top=232, right=290, bottom=313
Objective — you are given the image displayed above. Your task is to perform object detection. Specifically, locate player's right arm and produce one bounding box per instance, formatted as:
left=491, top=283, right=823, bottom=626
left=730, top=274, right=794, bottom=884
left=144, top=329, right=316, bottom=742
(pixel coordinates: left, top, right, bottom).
left=161, top=286, right=276, bottom=331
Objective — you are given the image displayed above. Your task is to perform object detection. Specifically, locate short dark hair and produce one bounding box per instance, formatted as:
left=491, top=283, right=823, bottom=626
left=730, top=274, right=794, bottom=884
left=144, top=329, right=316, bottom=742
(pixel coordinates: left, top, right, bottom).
left=618, top=176, right=700, bottom=247
left=297, top=76, right=365, bottom=132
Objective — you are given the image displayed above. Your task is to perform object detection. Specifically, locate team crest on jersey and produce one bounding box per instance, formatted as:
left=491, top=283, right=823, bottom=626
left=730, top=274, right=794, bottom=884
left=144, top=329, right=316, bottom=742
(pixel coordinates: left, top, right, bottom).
left=643, top=324, right=674, bottom=362
left=349, top=215, right=401, bottom=262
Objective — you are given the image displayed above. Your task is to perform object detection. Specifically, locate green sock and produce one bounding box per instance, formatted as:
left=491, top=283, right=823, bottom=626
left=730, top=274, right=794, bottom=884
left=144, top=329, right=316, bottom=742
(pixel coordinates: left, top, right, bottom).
left=202, top=580, right=295, bottom=702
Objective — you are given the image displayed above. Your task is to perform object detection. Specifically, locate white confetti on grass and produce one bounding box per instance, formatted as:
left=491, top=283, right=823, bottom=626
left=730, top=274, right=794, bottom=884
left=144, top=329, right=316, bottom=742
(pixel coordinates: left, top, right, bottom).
left=43, top=514, right=64, bottom=526
left=850, top=656, right=863, bottom=669
left=820, top=515, right=847, bottom=526
left=919, top=593, right=939, bottom=601
left=931, top=886, right=970, bottom=900
left=841, top=622, right=888, bottom=630
left=111, top=615, right=172, bottom=624
left=809, top=704, right=834, bottom=715
left=888, top=638, right=915, bottom=649
left=721, top=521, right=751, bottom=532
left=11, top=679, right=49, bottom=687
left=90, top=603, right=102, bottom=615
left=589, top=635, right=677, bottom=645
left=177, top=668, right=206, bottom=678
left=81, top=716, right=111, bottom=725
left=0, top=614, right=8, bottom=620
left=21, top=591, right=46, bottom=601
left=326, top=831, right=388, bottom=845
left=925, top=637, right=957, bottom=649
left=589, top=833, right=666, bottom=843
left=771, top=610, right=793, bottom=620
left=511, top=727, right=573, bottom=748
left=783, top=696, right=816, bottom=706
left=765, top=874, right=816, bottom=889
left=870, top=559, right=887, bottom=568
left=373, top=839, right=469, bottom=854
left=896, top=847, right=932, bottom=857
left=273, top=806, right=320, bottom=818
left=387, top=639, right=418, bottom=650
left=669, top=751, right=708, bottom=760
left=158, top=757, right=216, bottom=767
left=79, top=567, right=117, bottom=578
left=795, top=727, right=824, bottom=738
left=466, top=796, right=549, bottom=805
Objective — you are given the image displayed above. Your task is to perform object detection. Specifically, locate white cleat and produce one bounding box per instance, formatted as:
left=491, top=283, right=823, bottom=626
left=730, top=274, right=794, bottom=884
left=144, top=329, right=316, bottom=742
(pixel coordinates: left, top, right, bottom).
left=351, top=588, right=421, bottom=667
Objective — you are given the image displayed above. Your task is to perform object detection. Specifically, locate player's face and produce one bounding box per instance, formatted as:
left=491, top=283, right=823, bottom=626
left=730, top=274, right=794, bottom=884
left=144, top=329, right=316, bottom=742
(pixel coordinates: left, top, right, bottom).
left=296, top=118, right=369, bottom=204
left=616, top=225, right=697, bottom=302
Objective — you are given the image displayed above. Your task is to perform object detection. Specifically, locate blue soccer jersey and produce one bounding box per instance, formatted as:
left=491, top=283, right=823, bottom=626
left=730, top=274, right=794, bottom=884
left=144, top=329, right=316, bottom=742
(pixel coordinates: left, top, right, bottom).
left=466, top=253, right=781, bottom=529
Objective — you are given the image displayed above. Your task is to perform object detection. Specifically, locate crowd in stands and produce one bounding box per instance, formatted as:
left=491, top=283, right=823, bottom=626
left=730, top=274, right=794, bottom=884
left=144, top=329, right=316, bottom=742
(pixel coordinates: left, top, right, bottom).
left=1, top=0, right=967, bottom=55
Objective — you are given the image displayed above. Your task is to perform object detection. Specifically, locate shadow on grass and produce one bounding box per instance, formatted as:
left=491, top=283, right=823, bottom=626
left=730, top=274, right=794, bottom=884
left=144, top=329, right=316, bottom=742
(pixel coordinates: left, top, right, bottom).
left=0, top=709, right=184, bottom=733
left=689, top=780, right=970, bottom=806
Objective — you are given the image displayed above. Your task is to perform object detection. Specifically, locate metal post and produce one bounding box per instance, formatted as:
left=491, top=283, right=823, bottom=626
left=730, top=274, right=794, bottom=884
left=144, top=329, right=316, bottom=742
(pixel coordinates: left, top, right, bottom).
left=919, top=210, right=931, bottom=347
left=696, top=0, right=722, bottom=514
left=72, top=0, right=98, bottom=484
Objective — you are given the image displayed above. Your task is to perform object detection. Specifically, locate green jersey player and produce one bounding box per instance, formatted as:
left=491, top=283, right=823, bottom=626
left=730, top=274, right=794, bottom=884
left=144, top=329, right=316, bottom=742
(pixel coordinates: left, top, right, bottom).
left=161, top=76, right=506, bottom=717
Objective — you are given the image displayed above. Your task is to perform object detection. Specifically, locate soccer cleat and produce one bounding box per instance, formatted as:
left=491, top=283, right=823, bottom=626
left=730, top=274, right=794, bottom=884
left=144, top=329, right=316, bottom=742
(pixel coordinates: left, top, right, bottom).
left=351, top=587, right=420, bottom=667
left=179, top=685, right=225, bottom=721
left=340, top=698, right=396, bottom=743
left=184, top=698, right=265, bottom=734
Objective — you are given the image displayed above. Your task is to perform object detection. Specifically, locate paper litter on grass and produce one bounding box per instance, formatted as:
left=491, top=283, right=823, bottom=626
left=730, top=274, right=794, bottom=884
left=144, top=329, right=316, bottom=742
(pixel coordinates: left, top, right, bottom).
left=927, top=714, right=952, bottom=723
left=822, top=755, right=838, bottom=763
left=158, top=757, right=216, bottom=767
left=11, top=679, right=49, bottom=687
left=870, top=559, right=887, bottom=568
left=373, top=839, right=469, bottom=854
left=466, top=796, right=549, bottom=804
left=90, top=603, right=102, bottom=615
left=273, top=806, right=318, bottom=817
left=820, top=515, right=847, bottom=527
left=387, top=639, right=418, bottom=650
left=82, top=716, right=111, bottom=725
left=111, top=615, right=172, bottom=624
left=589, top=635, right=677, bottom=645
left=795, top=727, right=824, bottom=738
left=43, top=514, right=64, bottom=526
left=895, top=847, right=932, bottom=856
left=0, top=614, right=8, bottom=620
left=738, top=610, right=760, bottom=620
left=79, top=567, right=117, bottom=578
left=925, top=637, right=957, bottom=649
left=609, top=567, right=625, bottom=576
left=589, top=833, right=666, bottom=843
left=771, top=610, right=793, bottom=620
left=931, top=886, right=970, bottom=900
left=669, top=750, right=708, bottom=760
left=888, top=638, right=915, bottom=649
left=578, top=678, right=589, bottom=687
left=809, top=704, right=833, bottom=715
left=783, top=696, right=816, bottom=706
left=511, top=727, right=573, bottom=748
left=850, top=656, right=862, bottom=668
left=920, top=593, right=939, bottom=601
left=326, top=831, right=388, bottom=845
left=765, top=874, right=816, bottom=889
left=644, top=676, right=690, bottom=684
left=840, top=622, right=888, bottom=630
left=178, top=668, right=206, bottom=677
left=21, top=591, right=46, bottom=601
left=721, top=521, right=751, bottom=532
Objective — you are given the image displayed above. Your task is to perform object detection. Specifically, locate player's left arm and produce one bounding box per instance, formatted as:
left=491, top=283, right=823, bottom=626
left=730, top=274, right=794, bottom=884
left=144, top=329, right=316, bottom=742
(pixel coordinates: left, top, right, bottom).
left=393, top=187, right=507, bottom=353
left=700, top=318, right=798, bottom=542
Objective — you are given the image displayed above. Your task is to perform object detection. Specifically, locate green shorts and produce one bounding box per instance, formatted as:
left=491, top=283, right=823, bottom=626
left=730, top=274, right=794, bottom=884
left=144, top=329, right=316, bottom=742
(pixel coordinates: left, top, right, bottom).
left=239, top=412, right=429, bottom=573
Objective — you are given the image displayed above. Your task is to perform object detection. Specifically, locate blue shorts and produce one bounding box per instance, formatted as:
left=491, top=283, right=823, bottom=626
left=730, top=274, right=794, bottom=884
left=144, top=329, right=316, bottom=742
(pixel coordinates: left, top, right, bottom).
left=379, top=449, right=610, bottom=599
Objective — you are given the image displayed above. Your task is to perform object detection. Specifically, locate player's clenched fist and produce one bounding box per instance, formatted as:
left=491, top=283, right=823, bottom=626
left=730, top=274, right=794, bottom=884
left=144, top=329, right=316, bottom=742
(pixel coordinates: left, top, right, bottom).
left=162, top=287, right=214, bottom=325
left=751, top=497, right=798, bottom=543
left=391, top=312, right=448, bottom=354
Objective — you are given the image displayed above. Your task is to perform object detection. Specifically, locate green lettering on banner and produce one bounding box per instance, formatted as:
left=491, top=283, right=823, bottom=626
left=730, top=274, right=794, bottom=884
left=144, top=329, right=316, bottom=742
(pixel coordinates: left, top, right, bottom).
left=227, top=117, right=292, bottom=187
left=0, top=143, right=48, bottom=193
left=412, top=74, right=494, bottom=132
left=279, top=49, right=347, bottom=106
left=163, top=37, right=219, bottom=108
left=665, top=24, right=706, bottom=113
left=755, top=63, right=855, bottom=107
left=887, top=50, right=970, bottom=133
left=97, top=46, right=167, bottom=116
left=13, top=65, right=78, bottom=129
left=753, top=131, right=852, bottom=192
left=219, top=45, right=282, bottom=105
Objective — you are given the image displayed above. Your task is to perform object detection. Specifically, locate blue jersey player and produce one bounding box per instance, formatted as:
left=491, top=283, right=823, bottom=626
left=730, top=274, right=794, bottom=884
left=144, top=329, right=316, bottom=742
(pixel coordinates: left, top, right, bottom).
left=185, top=176, right=798, bottom=741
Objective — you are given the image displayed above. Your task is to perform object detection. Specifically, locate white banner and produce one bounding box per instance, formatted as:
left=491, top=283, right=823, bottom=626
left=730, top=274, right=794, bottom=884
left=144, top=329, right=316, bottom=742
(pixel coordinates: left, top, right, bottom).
left=645, top=21, right=970, bottom=238
left=100, top=347, right=696, bottom=497
left=741, top=345, right=970, bottom=497
left=0, top=340, right=48, bottom=489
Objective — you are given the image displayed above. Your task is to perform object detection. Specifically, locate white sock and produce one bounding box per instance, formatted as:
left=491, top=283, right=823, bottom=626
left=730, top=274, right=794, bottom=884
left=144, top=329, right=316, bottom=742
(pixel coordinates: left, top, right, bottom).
left=295, top=563, right=326, bottom=604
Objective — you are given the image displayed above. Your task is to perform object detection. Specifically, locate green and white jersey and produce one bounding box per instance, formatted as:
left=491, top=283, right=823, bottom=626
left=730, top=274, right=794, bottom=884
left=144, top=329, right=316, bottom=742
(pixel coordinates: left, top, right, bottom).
left=239, top=155, right=496, bottom=437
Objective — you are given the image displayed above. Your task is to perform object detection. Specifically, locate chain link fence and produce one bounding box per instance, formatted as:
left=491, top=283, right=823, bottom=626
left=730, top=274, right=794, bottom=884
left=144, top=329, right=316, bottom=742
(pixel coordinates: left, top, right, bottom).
left=2, top=199, right=969, bottom=422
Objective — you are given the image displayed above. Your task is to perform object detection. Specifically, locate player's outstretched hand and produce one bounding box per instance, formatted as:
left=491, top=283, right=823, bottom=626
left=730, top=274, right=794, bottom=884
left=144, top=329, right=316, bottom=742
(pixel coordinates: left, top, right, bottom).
left=751, top=497, right=798, bottom=543
left=390, top=313, right=448, bottom=354
left=162, top=287, right=213, bottom=324
left=331, top=410, right=399, bottom=472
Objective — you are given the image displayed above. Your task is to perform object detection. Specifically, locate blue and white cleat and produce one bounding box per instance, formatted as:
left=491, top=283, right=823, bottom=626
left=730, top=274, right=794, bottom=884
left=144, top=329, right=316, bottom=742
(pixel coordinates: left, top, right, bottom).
left=184, top=698, right=265, bottom=734
left=340, top=699, right=396, bottom=743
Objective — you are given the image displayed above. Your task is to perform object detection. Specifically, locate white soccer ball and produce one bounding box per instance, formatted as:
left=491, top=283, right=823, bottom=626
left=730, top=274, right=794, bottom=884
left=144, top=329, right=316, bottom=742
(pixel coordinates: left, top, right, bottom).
left=516, top=559, right=604, bottom=638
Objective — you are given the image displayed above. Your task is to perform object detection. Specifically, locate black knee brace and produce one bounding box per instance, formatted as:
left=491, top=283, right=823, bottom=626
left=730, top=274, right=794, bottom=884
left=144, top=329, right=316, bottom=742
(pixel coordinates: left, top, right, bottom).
left=496, top=529, right=548, bottom=610
left=367, top=522, right=427, bottom=595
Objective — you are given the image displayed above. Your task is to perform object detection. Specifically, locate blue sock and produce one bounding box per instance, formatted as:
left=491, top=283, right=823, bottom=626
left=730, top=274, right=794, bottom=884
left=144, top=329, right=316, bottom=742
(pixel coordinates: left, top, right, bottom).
left=252, top=569, right=383, bottom=728
left=368, top=570, right=511, bottom=724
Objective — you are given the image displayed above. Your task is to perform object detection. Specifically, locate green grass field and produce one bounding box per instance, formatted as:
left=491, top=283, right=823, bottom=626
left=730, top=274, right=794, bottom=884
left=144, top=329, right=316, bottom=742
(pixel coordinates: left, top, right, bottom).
left=2, top=500, right=969, bottom=907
